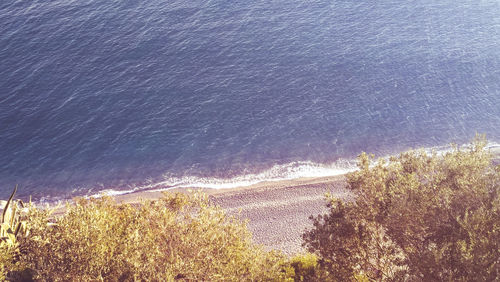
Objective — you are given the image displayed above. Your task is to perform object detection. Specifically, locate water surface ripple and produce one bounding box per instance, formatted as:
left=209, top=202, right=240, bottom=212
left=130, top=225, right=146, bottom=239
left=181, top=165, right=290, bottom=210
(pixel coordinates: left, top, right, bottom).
left=1, top=0, right=499, bottom=200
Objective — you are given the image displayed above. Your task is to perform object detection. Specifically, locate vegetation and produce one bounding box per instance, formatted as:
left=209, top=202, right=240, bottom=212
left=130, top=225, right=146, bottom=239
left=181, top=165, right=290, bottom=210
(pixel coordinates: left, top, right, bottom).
left=7, top=192, right=290, bottom=281
left=1, top=136, right=498, bottom=281
left=303, top=136, right=500, bottom=281
left=287, top=253, right=324, bottom=281
left=0, top=186, right=29, bottom=280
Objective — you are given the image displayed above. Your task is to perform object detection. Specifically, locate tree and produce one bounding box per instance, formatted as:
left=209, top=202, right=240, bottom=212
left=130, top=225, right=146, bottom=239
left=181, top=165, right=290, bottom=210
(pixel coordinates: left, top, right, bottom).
left=15, top=192, right=290, bottom=281
left=303, top=136, right=500, bottom=281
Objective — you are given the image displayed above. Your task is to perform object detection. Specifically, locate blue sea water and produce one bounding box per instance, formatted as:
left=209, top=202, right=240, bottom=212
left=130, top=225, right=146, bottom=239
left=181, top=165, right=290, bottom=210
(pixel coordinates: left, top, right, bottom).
left=1, top=0, right=499, bottom=201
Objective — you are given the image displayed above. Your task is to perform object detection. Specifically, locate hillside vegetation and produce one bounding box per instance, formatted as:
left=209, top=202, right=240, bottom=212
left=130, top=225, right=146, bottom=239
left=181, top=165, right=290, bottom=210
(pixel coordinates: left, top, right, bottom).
left=304, top=136, right=500, bottom=281
left=3, top=192, right=295, bottom=281
left=1, top=136, right=498, bottom=281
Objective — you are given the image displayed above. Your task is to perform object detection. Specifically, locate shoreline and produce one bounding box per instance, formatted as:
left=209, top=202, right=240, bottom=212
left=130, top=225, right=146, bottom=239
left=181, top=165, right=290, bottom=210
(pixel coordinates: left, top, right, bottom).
left=111, top=145, right=500, bottom=205
left=102, top=142, right=500, bottom=202
left=112, top=175, right=349, bottom=204
left=109, top=147, right=500, bottom=254
left=112, top=174, right=352, bottom=255
left=51, top=147, right=500, bottom=255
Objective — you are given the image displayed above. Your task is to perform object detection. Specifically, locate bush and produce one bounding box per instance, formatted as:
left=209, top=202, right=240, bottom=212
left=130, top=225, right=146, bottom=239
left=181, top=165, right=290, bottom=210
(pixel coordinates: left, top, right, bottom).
left=303, top=136, right=500, bottom=281
left=14, top=192, right=289, bottom=281
left=0, top=185, right=29, bottom=280
left=288, top=253, right=323, bottom=281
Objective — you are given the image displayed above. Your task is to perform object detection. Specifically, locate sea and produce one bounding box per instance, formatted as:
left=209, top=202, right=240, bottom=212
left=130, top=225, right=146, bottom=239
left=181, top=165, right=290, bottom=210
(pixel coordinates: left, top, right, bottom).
left=1, top=0, right=499, bottom=201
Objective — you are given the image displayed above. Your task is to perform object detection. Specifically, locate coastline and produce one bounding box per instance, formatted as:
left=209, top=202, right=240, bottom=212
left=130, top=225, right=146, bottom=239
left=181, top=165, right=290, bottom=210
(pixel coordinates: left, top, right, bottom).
left=113, top=175, right=351, bottom=255
left=49, top=147, right=500, bottom=255
left=110, top=147, right=500, bottom=255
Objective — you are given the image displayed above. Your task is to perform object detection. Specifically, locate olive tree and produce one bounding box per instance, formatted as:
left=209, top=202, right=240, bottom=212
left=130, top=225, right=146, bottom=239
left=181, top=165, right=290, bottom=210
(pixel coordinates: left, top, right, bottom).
left=304, top=136, right=500, bottom=281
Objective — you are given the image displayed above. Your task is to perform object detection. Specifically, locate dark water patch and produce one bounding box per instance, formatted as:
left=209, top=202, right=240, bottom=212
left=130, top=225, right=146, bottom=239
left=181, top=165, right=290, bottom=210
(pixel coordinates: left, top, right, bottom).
left=1, top=0, right=499, bottom=200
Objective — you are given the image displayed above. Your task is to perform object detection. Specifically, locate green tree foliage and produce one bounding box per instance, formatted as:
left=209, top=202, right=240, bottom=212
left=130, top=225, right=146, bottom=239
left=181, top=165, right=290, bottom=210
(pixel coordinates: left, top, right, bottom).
left=13, top=192, right=289, bottom=281
left=288, top=253, right=324, bottom=281
left=303, top=136, right=500, bottom=281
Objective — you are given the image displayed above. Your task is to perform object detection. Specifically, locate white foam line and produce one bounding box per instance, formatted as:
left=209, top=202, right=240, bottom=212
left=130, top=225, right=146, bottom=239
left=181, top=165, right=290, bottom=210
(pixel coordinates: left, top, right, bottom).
left=157, top=160, right=356, bottom=190
left=87, top=160, right=356, bottom=197
left=88, top=140, right=500, bottom=198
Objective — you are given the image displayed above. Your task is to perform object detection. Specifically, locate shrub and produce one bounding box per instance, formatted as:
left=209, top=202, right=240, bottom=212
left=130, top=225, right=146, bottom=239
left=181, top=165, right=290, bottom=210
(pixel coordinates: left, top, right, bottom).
left=15, top=191, right=289, bottom=281
left=303, top=136, right=500, bottom=281
left=288, top=253, right=323, bottom=281
left=0, top=186, right=29, bottom=280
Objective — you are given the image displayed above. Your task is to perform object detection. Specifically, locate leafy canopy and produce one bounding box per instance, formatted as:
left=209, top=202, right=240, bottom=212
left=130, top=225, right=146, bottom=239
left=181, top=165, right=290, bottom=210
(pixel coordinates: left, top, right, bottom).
left=303, top=136, right=500, bottom=281
left=14, top=192, right=289, bottom=281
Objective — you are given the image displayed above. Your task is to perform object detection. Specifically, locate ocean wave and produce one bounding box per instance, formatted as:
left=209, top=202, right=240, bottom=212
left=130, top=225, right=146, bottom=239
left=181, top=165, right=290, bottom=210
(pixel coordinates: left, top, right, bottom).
left=91, top=140, right=500, bottom=199
left=160, top=159, right=356, bottom=189
left=92, top=159, right=357, bottom=198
